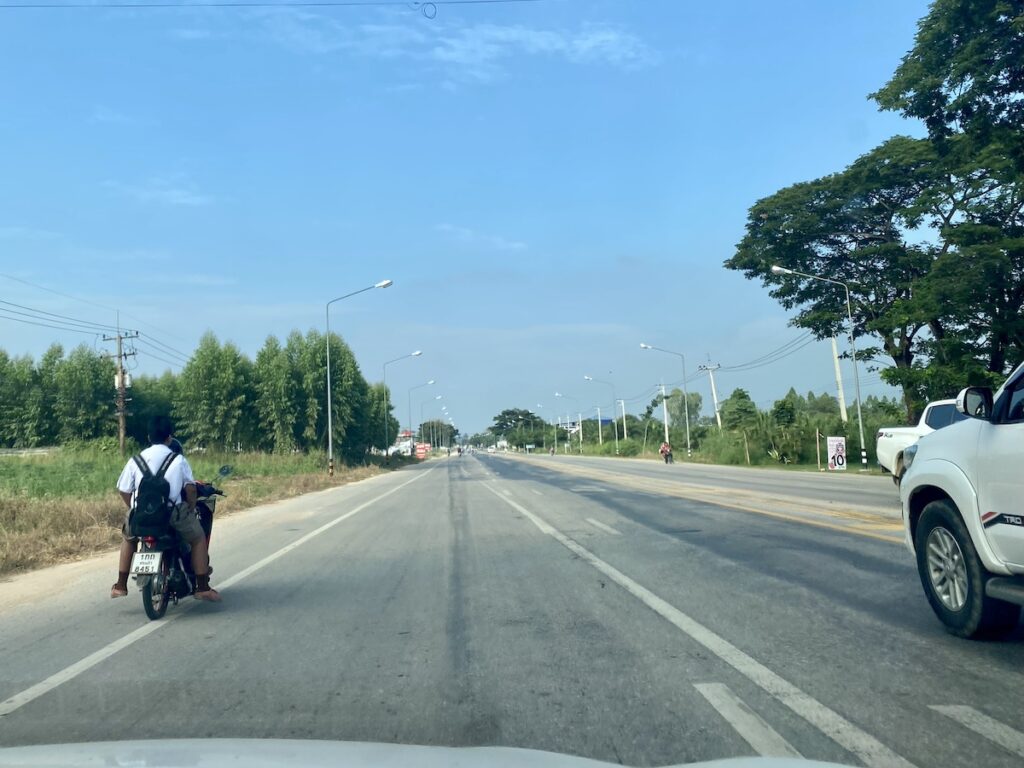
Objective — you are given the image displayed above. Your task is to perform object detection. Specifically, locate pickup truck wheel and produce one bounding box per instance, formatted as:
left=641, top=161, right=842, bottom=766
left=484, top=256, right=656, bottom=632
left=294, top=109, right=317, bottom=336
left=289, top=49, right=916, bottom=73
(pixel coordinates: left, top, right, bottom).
left=892, top=456, right=904, bottom=486
left=915, top=500, right=1020, bottom=639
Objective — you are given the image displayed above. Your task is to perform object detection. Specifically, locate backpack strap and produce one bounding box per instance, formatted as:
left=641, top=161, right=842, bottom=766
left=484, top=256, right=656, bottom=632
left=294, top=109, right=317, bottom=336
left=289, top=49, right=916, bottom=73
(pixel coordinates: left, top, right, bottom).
left=155, top=451, right=179, bottom=480
left=132, top=455, right=152, bottom=478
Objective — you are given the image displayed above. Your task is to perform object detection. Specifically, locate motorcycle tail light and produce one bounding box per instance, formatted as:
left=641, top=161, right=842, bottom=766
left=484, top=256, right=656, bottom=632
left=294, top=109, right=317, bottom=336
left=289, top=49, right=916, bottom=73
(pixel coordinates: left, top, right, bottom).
left=143, top=536, right=156, bottom=545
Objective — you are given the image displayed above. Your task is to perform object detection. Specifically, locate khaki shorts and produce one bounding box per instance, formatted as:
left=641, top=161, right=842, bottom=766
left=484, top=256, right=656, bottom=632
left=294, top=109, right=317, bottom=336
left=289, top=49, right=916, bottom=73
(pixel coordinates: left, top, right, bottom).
left=123, top=502, right=205, bottom=544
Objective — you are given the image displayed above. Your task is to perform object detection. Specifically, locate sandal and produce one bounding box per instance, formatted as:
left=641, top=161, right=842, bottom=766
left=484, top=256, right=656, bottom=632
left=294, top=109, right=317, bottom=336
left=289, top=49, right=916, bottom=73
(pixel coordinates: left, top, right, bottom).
left=110, top=584, right=128, bottom=598
left=194, top=588, right=222, bottom=602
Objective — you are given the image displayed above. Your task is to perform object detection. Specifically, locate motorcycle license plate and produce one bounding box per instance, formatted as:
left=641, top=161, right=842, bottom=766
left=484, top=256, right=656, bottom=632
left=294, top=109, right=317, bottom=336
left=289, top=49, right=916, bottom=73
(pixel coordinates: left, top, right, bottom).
left=130, top=551, right=162, bottom=575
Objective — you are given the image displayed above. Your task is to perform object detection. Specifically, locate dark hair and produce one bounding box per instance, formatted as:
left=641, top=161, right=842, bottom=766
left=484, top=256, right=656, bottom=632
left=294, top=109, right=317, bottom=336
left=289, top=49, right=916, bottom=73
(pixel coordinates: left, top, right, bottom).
left=149, top=415, right=174, bottom=445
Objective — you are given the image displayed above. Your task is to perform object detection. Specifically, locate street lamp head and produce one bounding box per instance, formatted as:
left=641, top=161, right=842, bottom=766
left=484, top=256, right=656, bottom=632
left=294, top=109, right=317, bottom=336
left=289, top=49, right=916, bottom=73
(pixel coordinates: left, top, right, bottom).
left=411, top=350, right=422, bottom=357
left=770, top=265, right=792, bottom=276
left=435, top=395, right=442, bottom=400
left=375, top=279, right=393, bottom=289
left=427, top=379, right=435, bottom=385
left=640, top=343, right=652, bottom=349
left=584, top=375, right=594, bottom=381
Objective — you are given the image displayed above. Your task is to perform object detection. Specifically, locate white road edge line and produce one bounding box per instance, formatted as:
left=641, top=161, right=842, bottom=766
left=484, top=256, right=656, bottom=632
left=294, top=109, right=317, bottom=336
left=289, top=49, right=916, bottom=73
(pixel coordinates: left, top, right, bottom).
left=0, top=466, right=437, bottom=719
left=930, top=705, right=1024, bottom=758
left=531, top=489, right=543, bottom=496
left=482, top=482, right=915, bottom=768
left=585, top=518, right=621, bottom=536
left=695, top=683, right=802, bottom=758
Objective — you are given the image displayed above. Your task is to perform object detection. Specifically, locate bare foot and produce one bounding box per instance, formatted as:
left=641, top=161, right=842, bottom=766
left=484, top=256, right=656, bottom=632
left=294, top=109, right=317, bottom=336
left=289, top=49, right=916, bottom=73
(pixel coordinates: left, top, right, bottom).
left=194, top=588, right=222, bottom=602
left=110, top=584, right=128, bottom=598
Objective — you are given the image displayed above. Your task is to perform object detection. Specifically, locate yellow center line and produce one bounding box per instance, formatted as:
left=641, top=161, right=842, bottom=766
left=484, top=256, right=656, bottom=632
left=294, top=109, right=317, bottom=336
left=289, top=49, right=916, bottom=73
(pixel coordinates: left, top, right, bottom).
left=510, top=457, right=904, bottom=544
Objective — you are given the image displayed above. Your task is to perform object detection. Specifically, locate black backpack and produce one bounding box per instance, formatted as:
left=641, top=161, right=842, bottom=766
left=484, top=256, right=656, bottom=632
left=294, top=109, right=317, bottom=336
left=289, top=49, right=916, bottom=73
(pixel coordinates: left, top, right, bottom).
left=128, top=451, right=179, bottom=537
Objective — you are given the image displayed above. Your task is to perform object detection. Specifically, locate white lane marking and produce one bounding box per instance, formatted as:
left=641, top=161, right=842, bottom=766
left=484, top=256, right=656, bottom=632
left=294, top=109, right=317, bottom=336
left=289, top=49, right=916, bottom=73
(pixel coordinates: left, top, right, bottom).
left=695, top=683, right=801, bottom=758
left=586, top=518, right=621, bottom=536
left=931, top=706, right=1024, bottom=758
left=531, top=489, right=543, bottom=496
left=502, top=489, right=512, bottom=497
left=0, top=466, right=437, bottom=718
left=483, top=483, right=915, bottom=768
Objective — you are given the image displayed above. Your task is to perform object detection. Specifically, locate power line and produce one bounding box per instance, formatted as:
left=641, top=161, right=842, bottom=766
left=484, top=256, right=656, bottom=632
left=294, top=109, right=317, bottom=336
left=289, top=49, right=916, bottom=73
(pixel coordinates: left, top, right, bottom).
left=0, top=272, right=195, bottom=362
left=136, top=333, right=192, bottom=362
left=132, top=342, right=185, bottom=369
left=0, top=298, right=125, bottom=333
left=0, top=308, right=103, bottom=336
left=0, top=0, right=541, bottom=9
left=0, top=272, right=115, bottom=314
left=720, top=331, right=815, bottom=372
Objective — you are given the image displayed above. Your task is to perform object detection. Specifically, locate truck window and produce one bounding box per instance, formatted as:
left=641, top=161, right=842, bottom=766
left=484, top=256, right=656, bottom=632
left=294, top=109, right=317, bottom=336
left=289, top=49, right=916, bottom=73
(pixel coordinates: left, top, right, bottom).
left=1005, top=384, right=1024, bottom=423
left=925, top=403, right=955, bottom=429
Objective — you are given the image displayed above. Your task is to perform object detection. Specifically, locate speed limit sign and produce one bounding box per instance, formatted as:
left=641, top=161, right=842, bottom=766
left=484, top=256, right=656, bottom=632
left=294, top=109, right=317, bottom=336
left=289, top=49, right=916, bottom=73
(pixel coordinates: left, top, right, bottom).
left=827, top=436, right=847, bottom=471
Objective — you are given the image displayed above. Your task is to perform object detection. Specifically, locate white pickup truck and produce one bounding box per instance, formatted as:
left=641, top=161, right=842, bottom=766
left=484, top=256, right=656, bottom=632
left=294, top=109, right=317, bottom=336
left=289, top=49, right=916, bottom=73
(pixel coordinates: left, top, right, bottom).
left=875, top=398, right=964, bottom=483
left=900, top=362, right=1024, bottom=638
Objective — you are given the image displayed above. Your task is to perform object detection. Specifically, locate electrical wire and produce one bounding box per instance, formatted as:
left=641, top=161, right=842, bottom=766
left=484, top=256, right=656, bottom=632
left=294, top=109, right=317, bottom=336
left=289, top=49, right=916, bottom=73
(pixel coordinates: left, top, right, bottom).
left=0, top=0, right=541, bottom=9
left=0, top=273, right=195, bottom=362
left=0, top=298, right=125, bottom=333
left=0, top=308, right=103, bottom=336
left=136, top=333, right=191, bottom=363
left=720, top=331, right=815, bottom=372
left=131, top=341, right=185, bottom=369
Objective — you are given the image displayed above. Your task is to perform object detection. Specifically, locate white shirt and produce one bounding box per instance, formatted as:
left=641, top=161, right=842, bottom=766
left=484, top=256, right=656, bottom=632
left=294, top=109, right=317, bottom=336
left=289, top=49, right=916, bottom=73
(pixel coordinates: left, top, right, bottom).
left=116, top=444, right=196, bottom=505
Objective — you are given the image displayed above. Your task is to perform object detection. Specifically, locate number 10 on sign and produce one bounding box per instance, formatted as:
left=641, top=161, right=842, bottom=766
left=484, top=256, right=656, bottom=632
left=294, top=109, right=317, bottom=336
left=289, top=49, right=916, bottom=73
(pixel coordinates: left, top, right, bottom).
left=827, top=436, right=847, bottom=471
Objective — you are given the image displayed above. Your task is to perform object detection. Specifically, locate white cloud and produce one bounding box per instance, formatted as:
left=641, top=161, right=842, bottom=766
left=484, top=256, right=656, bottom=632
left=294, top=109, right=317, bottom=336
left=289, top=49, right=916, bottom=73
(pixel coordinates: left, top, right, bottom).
left=0, top=226, right=62, bottom=241
left=227, top=10, right=655, bottom=83
left=89, top=105, right=140, bottom=125
left=170, top=28, right=216, bottom=41
left=436, top=223, right=526, bottom=252
left=104, top=175, right=214, bottom=207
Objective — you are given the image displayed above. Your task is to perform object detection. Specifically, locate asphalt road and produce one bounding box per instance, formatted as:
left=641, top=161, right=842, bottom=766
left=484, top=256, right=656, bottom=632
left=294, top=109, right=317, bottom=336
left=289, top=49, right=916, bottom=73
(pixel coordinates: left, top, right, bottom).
left=1, top=455, right=1022, bottom=768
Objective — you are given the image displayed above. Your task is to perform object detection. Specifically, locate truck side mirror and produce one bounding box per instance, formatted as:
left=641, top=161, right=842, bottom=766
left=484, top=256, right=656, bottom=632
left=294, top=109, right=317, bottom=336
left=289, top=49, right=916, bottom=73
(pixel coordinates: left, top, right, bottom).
left=956, top=387, right=993, bottom=419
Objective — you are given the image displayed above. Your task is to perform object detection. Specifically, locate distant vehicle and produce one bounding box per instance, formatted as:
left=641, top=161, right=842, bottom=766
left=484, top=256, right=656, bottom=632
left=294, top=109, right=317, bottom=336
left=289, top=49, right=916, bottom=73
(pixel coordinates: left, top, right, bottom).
left=486, top=446, right=496, bottom=454
left=876, top=399, right=965, bottom=483
left=900, top=362, right=1024, bottom=638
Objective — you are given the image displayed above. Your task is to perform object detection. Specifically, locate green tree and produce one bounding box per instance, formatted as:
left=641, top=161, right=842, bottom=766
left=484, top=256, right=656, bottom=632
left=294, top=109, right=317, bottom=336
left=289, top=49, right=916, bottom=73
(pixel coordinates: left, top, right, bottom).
left=253, top=335, right=299, bottom=453
left=174, top=332, right=250, bottom=449
left=872, top=0, right=1024, bottom=167
left=52, top=345, right=115, bottom=443
left=127, top=371, right=178, bottom=446
left=720, top=389, right=759, bottom=432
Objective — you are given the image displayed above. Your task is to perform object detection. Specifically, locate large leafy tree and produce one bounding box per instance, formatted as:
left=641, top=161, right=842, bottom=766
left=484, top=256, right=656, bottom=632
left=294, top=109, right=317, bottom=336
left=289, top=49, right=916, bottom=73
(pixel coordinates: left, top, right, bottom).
left=52, top=345, right=116, bottom=443
left=872, top=0, right=1024, bottom=167
left=174, top=332, right=252, bottom=449
left=253, top=335, right=300, bottom=453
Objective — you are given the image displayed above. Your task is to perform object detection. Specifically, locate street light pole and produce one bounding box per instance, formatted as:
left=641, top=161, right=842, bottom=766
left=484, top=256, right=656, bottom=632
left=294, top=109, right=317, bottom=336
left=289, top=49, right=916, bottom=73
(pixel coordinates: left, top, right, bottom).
left=382, top=350, right=422, bottom=461
left=584, top=376, right=618, bottom=455
left=555, top=392, right=582, bottom=453
left=640, top=343, right=692, bottom=456
left=325, top=279, right=392, bottom=475
left=771, top=265, right=867, bottom=470
left=407, top=380, right=435, bottom=445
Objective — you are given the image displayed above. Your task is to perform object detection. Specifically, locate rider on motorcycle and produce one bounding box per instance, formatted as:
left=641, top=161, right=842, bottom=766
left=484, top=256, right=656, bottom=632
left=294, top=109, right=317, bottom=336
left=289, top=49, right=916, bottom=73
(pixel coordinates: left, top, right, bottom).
left=111, top=416, right=221, bottom=602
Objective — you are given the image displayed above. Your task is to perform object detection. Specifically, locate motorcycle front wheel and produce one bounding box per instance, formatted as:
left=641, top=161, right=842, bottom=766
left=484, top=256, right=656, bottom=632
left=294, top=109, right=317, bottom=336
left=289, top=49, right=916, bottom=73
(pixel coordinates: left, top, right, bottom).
left=142, top=555, right=170, bottom=620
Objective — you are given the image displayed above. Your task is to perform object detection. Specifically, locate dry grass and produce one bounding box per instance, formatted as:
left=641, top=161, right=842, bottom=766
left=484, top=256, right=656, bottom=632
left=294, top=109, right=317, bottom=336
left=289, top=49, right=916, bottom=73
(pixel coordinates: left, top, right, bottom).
left=0, top=462, right=392, bottom=577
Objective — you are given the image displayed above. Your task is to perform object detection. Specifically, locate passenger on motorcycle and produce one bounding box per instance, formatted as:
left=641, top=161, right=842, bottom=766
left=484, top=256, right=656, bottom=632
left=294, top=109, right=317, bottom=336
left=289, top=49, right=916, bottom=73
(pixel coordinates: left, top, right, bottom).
left=111, top=415, right=221, bottom=602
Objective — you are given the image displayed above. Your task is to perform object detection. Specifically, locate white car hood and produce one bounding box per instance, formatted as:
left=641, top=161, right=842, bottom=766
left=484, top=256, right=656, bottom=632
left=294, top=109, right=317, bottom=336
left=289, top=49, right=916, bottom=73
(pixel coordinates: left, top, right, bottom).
left=0, top=739, right=851, bottom=768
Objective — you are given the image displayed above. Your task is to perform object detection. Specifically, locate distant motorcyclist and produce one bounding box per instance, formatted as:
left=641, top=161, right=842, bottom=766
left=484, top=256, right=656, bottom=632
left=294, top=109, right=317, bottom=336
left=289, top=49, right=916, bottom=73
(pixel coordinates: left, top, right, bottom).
left=659, top=441, right=674, bottom=464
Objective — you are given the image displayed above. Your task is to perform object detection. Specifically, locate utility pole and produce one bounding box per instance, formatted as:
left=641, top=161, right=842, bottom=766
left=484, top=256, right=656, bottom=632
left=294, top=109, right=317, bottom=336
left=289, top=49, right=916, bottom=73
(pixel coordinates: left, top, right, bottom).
left=698, top=363, right=723, bottom=429
left=619, top=399, right=628, bottom=440
left=660, top=382, right=670, bottom=444
left=831, top=336, right=849, bottom=423
left=103, top=327, right=139, bottom=456
left=596, top=406, right=603, bottom=445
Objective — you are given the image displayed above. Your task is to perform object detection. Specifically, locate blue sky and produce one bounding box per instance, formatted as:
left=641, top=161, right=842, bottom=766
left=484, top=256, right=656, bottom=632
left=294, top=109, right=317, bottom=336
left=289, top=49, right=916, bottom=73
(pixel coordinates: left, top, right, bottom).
left=0, top=0, right=929, bottom=434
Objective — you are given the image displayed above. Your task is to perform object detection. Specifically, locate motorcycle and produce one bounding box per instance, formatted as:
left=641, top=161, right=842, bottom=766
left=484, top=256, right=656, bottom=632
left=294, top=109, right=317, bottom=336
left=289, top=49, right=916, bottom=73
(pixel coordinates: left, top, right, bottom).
left=128, top=479, right=225, bottom=620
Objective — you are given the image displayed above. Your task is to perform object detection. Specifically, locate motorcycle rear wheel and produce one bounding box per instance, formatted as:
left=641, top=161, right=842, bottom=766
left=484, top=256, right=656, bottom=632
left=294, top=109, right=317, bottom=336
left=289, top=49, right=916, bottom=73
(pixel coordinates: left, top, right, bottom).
left=142, top=556, right=170, bottom=620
